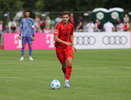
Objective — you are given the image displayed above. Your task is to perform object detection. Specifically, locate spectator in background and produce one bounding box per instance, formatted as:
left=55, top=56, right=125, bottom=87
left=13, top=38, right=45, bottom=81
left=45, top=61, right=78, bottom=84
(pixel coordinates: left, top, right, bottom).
left=11, top=24, right=17, bottom=33
left=50, top=19, right=55, bottom=31
left=103, top=21, right=115, bottom=32
left=8, top=19, right=16, bottom=33
left=55, top=15, right=62, bottom=24
left=86, top=20, right=95, bottom=32
left=0, top=21, right=3, bottom=45
left=68, top=13, right=74, bottom=26
left=116, top=21, right=123, bottom=32
left=95, top=19, right=102, bottom=32
left=123, top=22, right=130, bottom=31
left=95, top=19, right=99, bottom=32
left=46, top=16, right=51, bottom=30
left=40, top=17, right=45, bottom=32
left=0, top=21, right=3, bottom=31
left=3, top=25, right=9, bottom=33
left=124, top=14, right=129, bottom=23
left=76, top=16, right=83, bottom=32
left=34, top=15, right=40, bottom=29
left=34, top=24, right=37, bottom=33
left=97, top=21, right=102, bottom=32
left=113, top=17, right=120, bottom=28
left=44, top=16, right=51, bottom=33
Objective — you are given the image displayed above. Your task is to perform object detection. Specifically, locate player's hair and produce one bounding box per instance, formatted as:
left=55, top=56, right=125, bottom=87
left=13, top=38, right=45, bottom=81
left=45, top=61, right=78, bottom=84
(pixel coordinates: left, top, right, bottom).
left=25, top=10, right=30, bottom=13
left=62, top=11, right=70, bottom=16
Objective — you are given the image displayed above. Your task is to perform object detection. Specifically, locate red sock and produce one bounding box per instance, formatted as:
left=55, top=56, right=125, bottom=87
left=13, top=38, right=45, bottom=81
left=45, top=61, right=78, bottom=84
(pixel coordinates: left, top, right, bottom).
left=62, top=67, right=66, bottom=74
left=66, top=66, right=72, bottom=80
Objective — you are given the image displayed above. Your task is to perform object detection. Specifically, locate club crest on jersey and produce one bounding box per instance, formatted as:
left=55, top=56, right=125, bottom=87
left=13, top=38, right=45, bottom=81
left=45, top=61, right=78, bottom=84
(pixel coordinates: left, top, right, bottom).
left=54, top=29, right=58, bottom=33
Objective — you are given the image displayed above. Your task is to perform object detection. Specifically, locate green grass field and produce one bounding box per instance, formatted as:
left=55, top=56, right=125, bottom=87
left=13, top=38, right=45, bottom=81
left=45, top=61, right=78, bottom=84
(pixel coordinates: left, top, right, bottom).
left=0, top=49, right=131, bottom=100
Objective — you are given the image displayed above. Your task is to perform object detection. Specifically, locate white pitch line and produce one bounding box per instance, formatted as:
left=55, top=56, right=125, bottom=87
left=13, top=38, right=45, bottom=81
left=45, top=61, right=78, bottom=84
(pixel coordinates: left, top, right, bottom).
left=73, top=76, right=131, bottom=78
left=77, top=51, right=98, bottom=52
left=0, top=61, right=58, bottom=64
left=0, top=60, right=131, bottom=65
left=126, top=67, right=131, bottom=68
left=0, top=68, right=106, bottom=71
left=0, top=69, right=57, bottom=71
left=84, top=61, right=131, bottom=63
left=0, top=76, right=131, bottom=79
left=0, top=67, right=131, bottom=71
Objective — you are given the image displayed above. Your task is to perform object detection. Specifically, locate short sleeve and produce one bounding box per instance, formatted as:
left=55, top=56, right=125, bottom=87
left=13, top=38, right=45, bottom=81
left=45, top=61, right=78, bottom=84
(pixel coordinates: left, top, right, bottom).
left=54, top=24, right=60, bottom=35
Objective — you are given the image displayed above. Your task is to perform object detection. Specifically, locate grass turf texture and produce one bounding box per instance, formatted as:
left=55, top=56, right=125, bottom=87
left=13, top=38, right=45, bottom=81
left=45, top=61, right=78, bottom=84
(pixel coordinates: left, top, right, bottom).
left=0, top=49, right=131, bottom=100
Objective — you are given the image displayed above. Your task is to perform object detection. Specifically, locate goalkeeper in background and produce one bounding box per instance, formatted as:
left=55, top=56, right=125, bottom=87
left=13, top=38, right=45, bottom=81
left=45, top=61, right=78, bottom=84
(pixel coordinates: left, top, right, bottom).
left=19, top=10, right=35, bottom=61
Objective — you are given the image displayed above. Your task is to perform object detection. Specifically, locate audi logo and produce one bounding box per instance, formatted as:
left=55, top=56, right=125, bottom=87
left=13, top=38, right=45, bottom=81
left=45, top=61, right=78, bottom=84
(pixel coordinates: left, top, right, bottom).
left=74, top=36, right=96, bottom=45
left=102, top=36, right=128, bottom=45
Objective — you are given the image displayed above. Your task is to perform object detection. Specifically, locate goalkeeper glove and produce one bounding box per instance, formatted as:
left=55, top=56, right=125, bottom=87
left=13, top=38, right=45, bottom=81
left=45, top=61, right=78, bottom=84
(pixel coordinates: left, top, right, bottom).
left=19, top=35, right=22, bottom=40
left=32, top=35, right=35, bottom=40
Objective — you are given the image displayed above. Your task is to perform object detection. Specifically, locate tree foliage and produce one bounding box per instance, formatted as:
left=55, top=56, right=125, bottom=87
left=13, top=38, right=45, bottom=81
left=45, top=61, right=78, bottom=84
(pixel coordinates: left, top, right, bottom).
left=0, top=0, right=131, bottom=12
left=104, top=0, right=131, bottom=10
left=0, top=0, right=23, bottom=24
left=22, top=0, right=38, bottom=11
left=0, top=0, right=23, bottom=11
left=41, top=0, right=108, bottom=11
left=22, top=0, right=39, bottom=18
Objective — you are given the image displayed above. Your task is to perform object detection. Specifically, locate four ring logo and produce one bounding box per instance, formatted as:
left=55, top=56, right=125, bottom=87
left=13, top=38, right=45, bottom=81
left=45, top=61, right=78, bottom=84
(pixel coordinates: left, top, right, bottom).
left=74, top=36, right=96, bottom=45
left=102, top=36, right=128, bottom=45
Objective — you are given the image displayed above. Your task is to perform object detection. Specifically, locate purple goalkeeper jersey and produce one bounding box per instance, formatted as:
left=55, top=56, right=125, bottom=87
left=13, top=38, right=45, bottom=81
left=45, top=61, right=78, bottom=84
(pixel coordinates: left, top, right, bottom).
left=19, top=18, right=35, bottom=37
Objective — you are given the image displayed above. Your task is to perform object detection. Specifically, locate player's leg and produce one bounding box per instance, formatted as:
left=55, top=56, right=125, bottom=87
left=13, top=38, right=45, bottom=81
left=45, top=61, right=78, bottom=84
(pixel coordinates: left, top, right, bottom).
left=56, top=48, right=67, bottom=78
left=64, top=47, right=73, bottom=87
left=28, top=44, right=33, bottom=60
left=66, top=57, right=73, bottom=80
left=28, top=37, right=33, bottom=60
left=64, top=57, right=73, bottom=87
left=20, top=37, right=27, bottom=61
left=61, top=60, right=68, bottom=78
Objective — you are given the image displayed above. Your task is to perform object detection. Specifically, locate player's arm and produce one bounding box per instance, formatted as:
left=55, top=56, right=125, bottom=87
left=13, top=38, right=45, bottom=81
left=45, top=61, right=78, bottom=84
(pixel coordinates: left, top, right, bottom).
left=19, top=20, right=23, bottom=40
left=31, top=20, right=35, bottom=40
left=70, top=26, right=77, bottom=52
left=54, top=35, right=72, bottom=46
left=70, top=34, right=77, bottom=52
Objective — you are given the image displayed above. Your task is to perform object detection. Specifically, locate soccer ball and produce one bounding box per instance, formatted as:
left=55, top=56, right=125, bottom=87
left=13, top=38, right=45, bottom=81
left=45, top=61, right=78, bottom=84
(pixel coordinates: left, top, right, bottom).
left=50, top=79, right=61, bottom=89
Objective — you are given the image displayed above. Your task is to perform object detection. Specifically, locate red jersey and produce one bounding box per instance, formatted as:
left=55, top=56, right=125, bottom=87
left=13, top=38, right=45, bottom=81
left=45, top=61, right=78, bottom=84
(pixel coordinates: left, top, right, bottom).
left=54, top=21, right=74, bottom=48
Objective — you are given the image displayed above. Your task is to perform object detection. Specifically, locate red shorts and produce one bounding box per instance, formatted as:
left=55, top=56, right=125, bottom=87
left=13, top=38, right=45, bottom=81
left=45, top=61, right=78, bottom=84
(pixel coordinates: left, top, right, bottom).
left=56, top=46, right=73, bottom=64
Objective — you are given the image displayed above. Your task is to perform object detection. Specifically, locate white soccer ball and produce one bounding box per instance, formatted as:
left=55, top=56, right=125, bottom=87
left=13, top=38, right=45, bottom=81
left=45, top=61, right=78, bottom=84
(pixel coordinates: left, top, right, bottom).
left=50, top=79, right=61, bottom=89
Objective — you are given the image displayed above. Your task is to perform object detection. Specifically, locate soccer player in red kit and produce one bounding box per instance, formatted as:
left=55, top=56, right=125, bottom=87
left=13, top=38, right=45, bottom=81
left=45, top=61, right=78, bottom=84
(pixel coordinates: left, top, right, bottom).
left=54, top=11, right=77, bottom=87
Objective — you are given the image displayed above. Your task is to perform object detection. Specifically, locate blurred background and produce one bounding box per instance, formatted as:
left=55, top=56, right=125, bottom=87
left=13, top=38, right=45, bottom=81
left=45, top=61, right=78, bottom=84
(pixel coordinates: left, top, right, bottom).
left=0, top=0, right=131, bottom=46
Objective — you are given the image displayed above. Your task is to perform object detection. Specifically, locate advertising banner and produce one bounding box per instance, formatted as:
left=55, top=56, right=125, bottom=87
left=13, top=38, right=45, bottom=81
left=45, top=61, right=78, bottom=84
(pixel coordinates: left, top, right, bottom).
left=4, top=32, right=131, bottom=50
left=74, top=32, right=131, bottom=49
left=4, top=33, right=55, bottom=50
